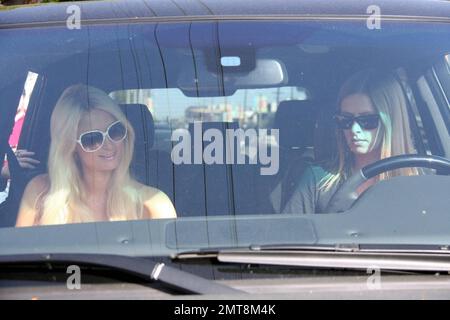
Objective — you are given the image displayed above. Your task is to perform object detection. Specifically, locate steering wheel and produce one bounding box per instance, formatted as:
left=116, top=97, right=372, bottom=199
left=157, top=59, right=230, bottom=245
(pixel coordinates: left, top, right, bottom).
left=325, top=154, right=450, bottom=213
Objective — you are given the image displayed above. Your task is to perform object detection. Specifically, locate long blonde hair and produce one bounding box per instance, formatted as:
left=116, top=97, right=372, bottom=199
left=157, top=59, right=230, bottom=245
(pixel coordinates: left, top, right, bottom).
left=37, top=84, right=142, bottom=225
left=320, top=70, right=420, bottom=191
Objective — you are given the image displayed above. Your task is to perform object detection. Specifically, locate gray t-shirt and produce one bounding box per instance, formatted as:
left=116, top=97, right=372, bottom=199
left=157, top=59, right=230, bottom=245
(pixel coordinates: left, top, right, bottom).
left=282, top=165, right=340, bottom=214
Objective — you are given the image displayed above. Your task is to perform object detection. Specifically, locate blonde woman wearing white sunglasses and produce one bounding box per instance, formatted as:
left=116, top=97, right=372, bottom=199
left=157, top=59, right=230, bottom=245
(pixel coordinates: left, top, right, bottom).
left=16, top=84, right=176, bottom=227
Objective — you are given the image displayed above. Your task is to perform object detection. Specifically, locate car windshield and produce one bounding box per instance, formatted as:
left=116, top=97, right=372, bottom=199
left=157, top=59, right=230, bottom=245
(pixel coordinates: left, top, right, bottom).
left=0, top=9, right=449, bottom=261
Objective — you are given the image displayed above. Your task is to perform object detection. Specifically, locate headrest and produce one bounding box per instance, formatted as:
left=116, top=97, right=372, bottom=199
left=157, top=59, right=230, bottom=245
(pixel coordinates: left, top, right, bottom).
left=314, top=103, right=337, bottom=163
left=273, top=100, right=317, bottom=150
left=119, top=103, right=155, bottom=149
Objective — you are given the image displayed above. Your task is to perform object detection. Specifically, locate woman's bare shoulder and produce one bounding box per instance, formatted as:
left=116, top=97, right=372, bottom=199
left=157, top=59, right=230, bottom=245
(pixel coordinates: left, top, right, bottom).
left=136, top=183, right=167, bottom=200
left=21, top=174, right=50, bottom=207
left=26, top=174, right=50, bottom=194
left=16, top=174, right=49, bottom=227
left=134, top=182, right=177, bottom=219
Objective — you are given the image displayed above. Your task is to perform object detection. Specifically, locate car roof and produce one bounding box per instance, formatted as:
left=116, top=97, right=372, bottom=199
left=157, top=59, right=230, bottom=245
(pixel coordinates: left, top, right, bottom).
left=1, top=0, right=450, bottom=27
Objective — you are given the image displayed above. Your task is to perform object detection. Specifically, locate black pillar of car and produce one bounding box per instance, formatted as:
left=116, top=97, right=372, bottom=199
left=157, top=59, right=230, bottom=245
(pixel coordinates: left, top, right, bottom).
left=0, top=79, right=29, bottom=227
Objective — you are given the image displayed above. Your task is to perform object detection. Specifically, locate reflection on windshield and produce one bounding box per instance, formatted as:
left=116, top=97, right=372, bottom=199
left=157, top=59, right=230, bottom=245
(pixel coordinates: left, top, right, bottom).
left=0, top=19, right=447, bottom=232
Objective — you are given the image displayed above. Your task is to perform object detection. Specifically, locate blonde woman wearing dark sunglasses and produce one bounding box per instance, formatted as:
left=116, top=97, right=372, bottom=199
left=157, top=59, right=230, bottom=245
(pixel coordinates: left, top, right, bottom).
left=16, top=84, right=176, bottom=226
left=282, top=70, right=420, bottom=214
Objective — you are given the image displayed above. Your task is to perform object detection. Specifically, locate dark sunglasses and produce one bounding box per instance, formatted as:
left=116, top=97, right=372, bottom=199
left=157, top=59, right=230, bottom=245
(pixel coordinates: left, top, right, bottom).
left=77, top=120, right=127, bottom=152
left=334, top=114, right=380, bottom=130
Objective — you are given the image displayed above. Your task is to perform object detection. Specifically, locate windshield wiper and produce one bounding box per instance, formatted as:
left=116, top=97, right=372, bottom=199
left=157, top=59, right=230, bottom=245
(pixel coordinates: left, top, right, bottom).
left=0, top=253, right=243, bottom=295
left=175, top=243, right=450, bottom=272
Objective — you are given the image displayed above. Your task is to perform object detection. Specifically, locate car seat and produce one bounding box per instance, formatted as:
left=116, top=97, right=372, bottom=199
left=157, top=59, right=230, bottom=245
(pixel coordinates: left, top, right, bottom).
left=119, top=104, right=174, bottom=201
left=267, top=100, right=318, bottom=213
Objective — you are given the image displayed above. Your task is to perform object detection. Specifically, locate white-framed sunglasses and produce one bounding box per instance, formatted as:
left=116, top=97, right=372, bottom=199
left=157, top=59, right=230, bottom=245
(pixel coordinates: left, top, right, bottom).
left=76, top=120, right=127, bottom=153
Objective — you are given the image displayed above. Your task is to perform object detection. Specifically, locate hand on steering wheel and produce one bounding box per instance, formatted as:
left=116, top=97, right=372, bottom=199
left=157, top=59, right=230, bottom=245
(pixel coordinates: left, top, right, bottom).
left=325, top=154, right=450, bottom=213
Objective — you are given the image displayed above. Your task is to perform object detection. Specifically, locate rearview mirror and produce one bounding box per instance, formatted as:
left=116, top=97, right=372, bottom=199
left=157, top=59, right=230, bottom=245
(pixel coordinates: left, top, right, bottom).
left=231, top=59, right=287, bottom=86
left=178, top=59, right=287, bottom=97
